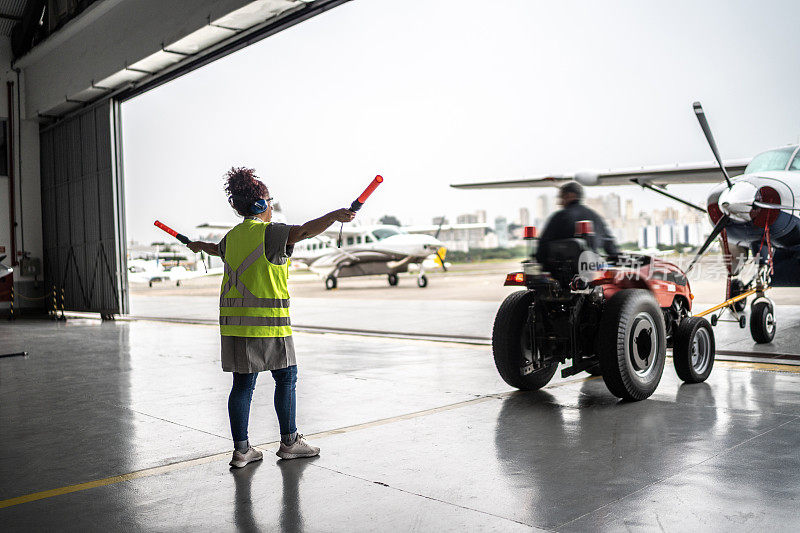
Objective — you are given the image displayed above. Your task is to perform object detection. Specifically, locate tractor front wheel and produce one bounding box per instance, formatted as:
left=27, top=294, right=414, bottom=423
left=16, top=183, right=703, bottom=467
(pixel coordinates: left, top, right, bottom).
left=673, top=316, right=715, bottom=383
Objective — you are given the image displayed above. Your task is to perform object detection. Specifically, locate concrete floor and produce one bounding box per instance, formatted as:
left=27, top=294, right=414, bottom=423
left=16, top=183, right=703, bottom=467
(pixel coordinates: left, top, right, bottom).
left=2, top=318, right=800, bottom=531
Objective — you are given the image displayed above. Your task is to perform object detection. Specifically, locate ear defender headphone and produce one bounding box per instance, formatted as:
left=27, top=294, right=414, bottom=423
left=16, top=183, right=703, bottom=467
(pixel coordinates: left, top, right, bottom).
left=229, top=195, right=269, bottom=215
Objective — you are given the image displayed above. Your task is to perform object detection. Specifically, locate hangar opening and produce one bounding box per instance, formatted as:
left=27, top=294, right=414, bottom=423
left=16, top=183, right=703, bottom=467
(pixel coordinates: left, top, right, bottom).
left=3, top=0, right=349, bottom=318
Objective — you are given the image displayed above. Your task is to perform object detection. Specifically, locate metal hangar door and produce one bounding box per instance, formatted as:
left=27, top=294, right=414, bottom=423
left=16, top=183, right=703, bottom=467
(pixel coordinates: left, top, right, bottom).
left=39, top=100, right=128, bottom=316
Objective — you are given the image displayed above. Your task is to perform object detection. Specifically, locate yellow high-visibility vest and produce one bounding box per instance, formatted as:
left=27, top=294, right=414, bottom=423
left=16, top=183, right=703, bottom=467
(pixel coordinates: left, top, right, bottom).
left=219, top=219, right=291, bottom=337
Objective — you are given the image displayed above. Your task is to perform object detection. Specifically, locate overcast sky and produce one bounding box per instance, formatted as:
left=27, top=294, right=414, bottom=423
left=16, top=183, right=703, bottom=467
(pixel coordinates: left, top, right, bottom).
left=122, top=0, right=800, bottom=243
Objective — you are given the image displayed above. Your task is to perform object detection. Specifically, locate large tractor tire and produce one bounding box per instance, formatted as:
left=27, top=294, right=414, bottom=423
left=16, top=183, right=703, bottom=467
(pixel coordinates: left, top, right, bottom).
left=673, top=316, right=715, bottom=383
left=598, top=289, right=666, bottom=401
left=492, top=290, right=558, bottom=390
left=750, top=301, right=776, bottom=344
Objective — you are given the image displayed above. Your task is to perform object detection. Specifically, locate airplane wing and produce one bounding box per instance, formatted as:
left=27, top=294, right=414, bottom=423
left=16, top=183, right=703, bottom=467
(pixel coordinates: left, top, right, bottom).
left=405, top=222, right=492, bottom=233
left=449, top=159, right=751, bottom=189
left=320, top=226, right=366, bottom=238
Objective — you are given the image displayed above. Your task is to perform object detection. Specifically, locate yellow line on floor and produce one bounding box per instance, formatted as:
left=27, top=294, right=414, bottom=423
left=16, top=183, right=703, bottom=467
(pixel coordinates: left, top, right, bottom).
left=716, top=359, right=800, bottom=373
left=0, top=377, right=588, bottom=511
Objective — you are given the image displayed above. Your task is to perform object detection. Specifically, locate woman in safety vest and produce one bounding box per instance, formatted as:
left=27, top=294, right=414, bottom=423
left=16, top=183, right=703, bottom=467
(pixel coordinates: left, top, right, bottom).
left=188, top=167, right=355, bottom=467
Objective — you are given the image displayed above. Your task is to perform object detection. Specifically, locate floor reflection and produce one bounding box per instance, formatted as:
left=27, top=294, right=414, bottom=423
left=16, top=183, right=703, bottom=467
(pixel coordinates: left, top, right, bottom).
left=232, top=460, right=263, bottom=533
left=278, top=458, right=315, bottom=533
left=491, top=381, right=730, bottom=526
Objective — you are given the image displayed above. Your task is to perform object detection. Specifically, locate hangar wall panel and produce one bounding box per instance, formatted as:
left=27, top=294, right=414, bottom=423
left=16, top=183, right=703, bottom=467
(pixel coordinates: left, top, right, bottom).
left=40, top=100, right=126, bottom=314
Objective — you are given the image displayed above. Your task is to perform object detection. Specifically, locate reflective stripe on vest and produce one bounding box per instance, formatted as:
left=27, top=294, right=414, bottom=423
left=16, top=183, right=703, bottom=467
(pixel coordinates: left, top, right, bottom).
left=219, top=219, right=291, bottom=338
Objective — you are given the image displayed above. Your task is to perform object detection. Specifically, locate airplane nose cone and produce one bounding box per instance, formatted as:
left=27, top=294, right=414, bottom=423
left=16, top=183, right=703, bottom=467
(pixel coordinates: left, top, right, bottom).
left=718, top=181, right=758, bottom=222
left=424, top=236, right=444, bottom=248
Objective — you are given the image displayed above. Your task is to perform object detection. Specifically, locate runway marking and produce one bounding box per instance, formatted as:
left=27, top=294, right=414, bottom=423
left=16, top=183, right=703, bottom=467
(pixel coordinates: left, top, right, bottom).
left=0, top=376, right=589, bottom=510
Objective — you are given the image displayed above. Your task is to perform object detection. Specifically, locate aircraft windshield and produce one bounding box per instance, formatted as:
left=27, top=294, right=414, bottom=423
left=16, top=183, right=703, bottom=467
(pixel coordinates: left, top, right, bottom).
left=745, top=147, right=796, bottom=174
left=791, top=152, right=800, bottom=171
left=372, top=227, right=401, bottom=240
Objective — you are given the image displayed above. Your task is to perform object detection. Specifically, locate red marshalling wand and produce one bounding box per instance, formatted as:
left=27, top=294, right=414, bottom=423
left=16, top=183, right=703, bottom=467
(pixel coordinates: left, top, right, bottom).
left=349, top=175, right=384, bottom=212
left=154, top=220, right=191, bottom=245
left=338, top=175, right=384, bottom=247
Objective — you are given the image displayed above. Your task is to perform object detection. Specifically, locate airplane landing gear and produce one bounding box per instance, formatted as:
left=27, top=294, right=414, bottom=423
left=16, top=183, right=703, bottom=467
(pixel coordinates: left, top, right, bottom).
left=417, top=274, right=428, bottom=288
left=325, top=275, right=337, bottom=290
left=387, top=273, right=399, bottom=286
left=750, top=300, right=776, bottom=343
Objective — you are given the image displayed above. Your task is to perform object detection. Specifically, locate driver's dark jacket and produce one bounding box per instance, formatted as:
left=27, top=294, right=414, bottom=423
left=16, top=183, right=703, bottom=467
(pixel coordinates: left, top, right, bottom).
left=535, top=200, right=620, bottom=263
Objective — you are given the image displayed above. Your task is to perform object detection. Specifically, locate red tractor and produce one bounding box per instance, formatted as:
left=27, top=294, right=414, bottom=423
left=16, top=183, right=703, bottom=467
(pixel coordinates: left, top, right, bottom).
left=493, top=224, right=715, bottom=401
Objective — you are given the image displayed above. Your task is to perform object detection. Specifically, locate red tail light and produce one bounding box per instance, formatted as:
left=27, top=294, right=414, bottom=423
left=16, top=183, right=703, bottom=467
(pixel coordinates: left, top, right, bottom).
left=523, top=226, right=537, bottom=239
left=504, top=272, right=526, bottom=286
left=575, top=220, right=594, bottom=235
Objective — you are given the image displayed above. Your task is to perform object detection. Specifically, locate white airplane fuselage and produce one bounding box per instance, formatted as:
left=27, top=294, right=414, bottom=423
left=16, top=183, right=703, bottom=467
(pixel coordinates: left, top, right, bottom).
left=291, top=225, right=446, bottom=280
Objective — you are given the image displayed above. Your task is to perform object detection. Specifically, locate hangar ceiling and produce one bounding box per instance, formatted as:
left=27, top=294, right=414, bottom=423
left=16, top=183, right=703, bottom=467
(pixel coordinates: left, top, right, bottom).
left=0, top=0, right=26, bottom=36
left=10, top=0, right=350, bottom=119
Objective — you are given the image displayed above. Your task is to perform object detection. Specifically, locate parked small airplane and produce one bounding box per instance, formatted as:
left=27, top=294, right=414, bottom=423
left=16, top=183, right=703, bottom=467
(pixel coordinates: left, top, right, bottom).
left=292, top=225, right=447, bottom=289
left=127, top=257, right=223, bottom=287
left=452, top=101, right=800, bottom=341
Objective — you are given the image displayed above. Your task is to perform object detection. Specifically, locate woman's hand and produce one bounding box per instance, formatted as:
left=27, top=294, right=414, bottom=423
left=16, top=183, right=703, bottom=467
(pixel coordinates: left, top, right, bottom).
left=333, top=209, right=356, bottom=223
left=186, top=241, right=220, bottom=256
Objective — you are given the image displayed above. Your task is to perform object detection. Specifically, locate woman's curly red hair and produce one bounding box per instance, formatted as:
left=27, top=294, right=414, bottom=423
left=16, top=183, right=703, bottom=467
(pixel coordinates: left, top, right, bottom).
left=224, top=167, right=268, bottom=216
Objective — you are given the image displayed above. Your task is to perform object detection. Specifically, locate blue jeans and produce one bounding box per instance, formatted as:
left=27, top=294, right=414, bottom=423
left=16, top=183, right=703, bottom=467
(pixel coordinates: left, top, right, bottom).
left=228, top=366, right=298, bottom=442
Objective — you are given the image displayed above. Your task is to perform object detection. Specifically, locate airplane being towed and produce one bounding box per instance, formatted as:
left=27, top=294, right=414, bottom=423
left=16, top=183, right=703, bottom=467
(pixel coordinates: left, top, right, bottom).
left=292, top=225, right=447, bottom=290
left=452, top=101, right=800, bottom=331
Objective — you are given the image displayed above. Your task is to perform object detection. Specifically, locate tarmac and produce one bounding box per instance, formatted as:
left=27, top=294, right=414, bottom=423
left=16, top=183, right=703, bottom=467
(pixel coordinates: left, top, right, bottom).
left=127, top=262, right=800, bottom=359
left=2, top=263, right=800, bottom=531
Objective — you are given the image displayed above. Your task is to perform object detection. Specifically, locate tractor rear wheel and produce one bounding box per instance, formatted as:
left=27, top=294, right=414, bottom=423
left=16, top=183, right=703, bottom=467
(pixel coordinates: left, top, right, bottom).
left=492, top=290, right=557, bottom=390
left=673, top=317, right=715, bottom=383
left=598, top=289, right=666, bottom=401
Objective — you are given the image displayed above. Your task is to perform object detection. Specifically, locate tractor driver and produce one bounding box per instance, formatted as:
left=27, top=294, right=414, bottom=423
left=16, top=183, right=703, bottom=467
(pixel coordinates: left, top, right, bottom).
left=535, top=181, right=620, bottom=264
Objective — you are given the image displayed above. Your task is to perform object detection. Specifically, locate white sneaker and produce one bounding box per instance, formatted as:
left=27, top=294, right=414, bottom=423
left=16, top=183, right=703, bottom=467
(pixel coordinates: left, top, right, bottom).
left=276, top=434, right=320, bottom=459
left=229, top=446, right=263, bottom=468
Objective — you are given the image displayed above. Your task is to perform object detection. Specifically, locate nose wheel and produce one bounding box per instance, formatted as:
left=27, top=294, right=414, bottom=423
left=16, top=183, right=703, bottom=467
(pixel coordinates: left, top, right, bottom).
left=750, top=300, right=776, bottom=343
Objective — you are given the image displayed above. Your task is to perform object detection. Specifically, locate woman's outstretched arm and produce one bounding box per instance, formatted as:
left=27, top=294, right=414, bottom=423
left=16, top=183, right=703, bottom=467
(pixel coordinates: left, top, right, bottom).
left=288, top=209, right=355, bottom=245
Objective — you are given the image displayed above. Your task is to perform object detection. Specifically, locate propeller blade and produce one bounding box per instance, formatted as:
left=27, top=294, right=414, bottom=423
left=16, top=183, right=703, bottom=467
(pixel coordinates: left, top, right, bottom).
left=435, top=249, right=448, bottom=272
left=692, top=102, right=732, bottom=188
left=753, top=201, right=800, bottom=211
left=434, top=216, right=446, bottom=240
left=685, top=214, right=730, bottom=274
